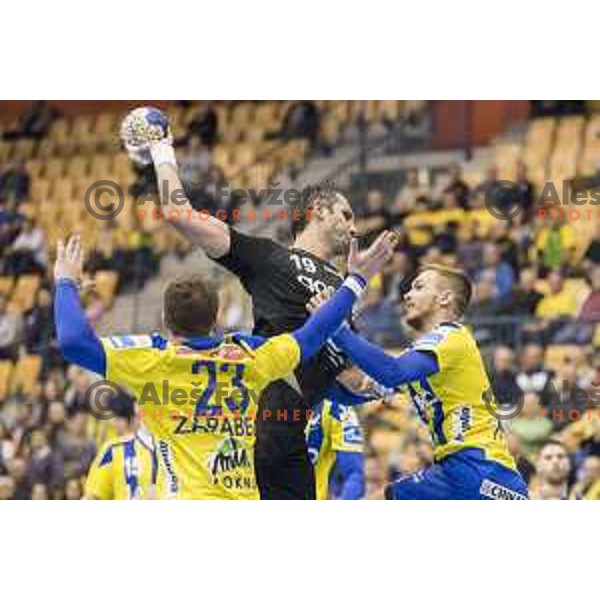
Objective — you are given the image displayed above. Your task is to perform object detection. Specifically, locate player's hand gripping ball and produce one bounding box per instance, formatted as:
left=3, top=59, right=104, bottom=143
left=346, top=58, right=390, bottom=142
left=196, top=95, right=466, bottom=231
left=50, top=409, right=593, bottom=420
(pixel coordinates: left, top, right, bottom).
left=120, top=106, right=171, bottom=166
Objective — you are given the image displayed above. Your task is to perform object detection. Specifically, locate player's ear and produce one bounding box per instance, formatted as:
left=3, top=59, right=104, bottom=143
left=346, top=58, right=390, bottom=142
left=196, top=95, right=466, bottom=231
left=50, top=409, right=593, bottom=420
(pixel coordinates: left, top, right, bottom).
left=438, top=289, right=453, bottom=308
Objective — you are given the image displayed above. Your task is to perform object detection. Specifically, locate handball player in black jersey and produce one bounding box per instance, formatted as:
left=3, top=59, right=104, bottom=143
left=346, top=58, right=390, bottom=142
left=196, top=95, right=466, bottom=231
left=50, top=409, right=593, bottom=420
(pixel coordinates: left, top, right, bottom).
left=145, top=136, right=392, bottom=499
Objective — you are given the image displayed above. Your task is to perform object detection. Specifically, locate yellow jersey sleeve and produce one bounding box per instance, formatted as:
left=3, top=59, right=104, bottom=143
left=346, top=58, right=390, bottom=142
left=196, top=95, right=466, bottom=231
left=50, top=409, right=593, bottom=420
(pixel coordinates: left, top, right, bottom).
left=251, top=333, right=301, bottom=385
left=412, top=326, right=465, bottom=371
left=101, top=336, right=160, bottom=392
left=330, top=404, right=363, bottom=453
left=84, top=442, right=116, bottom=500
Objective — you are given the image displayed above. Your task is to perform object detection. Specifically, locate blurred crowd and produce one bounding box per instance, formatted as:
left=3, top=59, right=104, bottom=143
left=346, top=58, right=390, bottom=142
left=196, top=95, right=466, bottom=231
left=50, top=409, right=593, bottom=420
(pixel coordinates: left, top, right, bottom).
left=350, top=162, right=600, bottom=499
left=1, top=101, right=599, bottom=499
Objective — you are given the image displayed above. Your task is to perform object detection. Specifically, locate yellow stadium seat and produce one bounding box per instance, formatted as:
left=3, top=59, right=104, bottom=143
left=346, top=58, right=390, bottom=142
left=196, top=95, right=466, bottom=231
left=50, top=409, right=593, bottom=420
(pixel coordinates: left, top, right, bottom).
left=12, top=139, right=36, bottom=160
left=10, top=355, right=42, bottom=395
left=11, top=275, right=40, bottom=313
left=51, top=178, right=75, bottom=202
left=0, top=141, right=11, bottom=162
left=95, top=113, right=118, bottom=140
left=43, top=158, right=65, bottom=180
left=593, top=325, right=600, bottom=348
left=0, top=361, right=13, bottom=401
left=65, top=156, right=89, bottom=179
left=30, top=179, right=51, bottom=202
left=49, top=119, right=69, bottom=143
left=25, top=159, right=43, bottom=179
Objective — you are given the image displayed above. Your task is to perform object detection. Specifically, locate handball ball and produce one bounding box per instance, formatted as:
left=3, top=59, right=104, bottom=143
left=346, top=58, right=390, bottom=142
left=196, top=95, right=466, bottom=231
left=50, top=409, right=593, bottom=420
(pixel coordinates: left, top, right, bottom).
left=120, top=106, right=170, bottom=166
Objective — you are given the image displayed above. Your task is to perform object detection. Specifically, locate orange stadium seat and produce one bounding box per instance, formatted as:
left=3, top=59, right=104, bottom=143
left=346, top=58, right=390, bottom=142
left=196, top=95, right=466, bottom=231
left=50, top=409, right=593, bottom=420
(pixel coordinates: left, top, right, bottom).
left=0, top=361, right=13, bottom=402
left=10, top=355, right=42, bottom=396
left=10, top=275, right=41, bottom=314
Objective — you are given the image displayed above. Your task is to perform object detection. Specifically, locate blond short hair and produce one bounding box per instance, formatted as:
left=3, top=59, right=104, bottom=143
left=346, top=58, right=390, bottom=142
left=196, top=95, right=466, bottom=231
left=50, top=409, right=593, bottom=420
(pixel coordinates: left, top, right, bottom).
left=418, top=263, right=473, bottom=317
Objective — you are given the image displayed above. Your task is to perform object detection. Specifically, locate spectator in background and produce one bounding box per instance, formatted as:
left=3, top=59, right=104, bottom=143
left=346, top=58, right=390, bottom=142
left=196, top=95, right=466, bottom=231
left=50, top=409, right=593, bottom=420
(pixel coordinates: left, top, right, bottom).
left=533, top=210, right=576, bottom=275
left=24, top=288, right=54, bottom=355
left=0, top=293, right=22, bottom=360
left=541, top=361, right=587, bottom=431
left=466, top=274, right=505, bottom=344
left=515, top=161, right=535, bottom=221
left=6, top=217, right=47, bottom=275
left=523, top=270, right=578, bottom=344
left=476, top=244, right=515, bottom=302
left=186, top=102, right=218, bottom=148
left=0, top=160, right=30, bottom=205
left=64, top=477, right=83, bottom=500
left=0, top=422, right=16, bottom=474
left=456, top=222, right=483, bottom=278
left=280, top=101, right=320, bottom=148
left=531, top=440, right=572, bottom=499
left=511, top=392, right=554, bottom=460
left=0, top=476, right=15, bottom=500
left=489, top=221, right=520, bottom=274
left=56, top=411, right=96, bottom=481
left=570, top=455, right=600, bottom=500
left=473, top=164, right=498, bottom=197
left=3, top=100, right=58, bottom=141
left=516, top=344, right=554, bottom=396
left=509, top=268, right=543, bottom=316
left=85, top=225, right=126, bottom=276
left=443, top=163, right=470, bottom=208
left=6, top=456, right=31, bottom=500
left=554, top=266, right=600, bottom=344
left=355, top=285, right=406, bottom=348
left=535, top=270, right=578, bottom=322
left=489, top=346, right=523, bottom=409
left=355, top=190, right=391, bottom=246
left=582, top=221, right=600, bottom=272
left=27, top=429, right=64, bottom=496
left=30, top=482, right=49, bottom=500
left=392, top=167, right=431, bottom=218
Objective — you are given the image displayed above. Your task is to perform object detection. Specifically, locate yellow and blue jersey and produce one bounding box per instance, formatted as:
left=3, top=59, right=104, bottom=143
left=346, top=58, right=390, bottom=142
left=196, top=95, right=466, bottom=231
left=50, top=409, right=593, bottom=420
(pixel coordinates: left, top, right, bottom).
left=306, top=400, right=364, bottom=500
left=101, top=332, right=300, bottom=499
left=85, top=429, right=159, bottom=500
left=407, top=322, right=516, bottom=471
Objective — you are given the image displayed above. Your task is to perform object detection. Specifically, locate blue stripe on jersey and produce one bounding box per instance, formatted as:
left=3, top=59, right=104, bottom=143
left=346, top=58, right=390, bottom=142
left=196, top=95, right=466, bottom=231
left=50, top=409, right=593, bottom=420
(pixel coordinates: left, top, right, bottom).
left=123, top=439, right=139, bottom=499
left=230, top=333, right=266, bottom=350
left=99, top=446, right=113, bottom=466
left=306, top=403, right=325, bottom=466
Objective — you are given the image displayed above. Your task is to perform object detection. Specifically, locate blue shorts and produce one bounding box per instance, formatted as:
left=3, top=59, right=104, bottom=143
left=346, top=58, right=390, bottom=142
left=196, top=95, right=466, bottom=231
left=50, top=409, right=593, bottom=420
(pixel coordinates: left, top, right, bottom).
left=385, top=449, right=529, bottom=500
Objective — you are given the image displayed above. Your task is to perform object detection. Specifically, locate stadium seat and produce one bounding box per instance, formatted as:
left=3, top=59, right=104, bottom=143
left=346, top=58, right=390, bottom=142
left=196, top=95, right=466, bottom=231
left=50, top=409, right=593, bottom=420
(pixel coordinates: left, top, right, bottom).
left=10, top=355, right=42, bottom=396
left=0, top=361, right=13, bottom=402
left=10, top=275, right=41, bottom=313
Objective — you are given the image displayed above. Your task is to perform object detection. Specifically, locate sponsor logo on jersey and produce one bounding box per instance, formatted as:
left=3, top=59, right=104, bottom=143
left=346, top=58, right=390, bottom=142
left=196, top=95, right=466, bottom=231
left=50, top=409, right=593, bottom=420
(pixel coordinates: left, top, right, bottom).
left=207, top=437, right=253, bottom=488
left=480, top=479, right=528, bottom=500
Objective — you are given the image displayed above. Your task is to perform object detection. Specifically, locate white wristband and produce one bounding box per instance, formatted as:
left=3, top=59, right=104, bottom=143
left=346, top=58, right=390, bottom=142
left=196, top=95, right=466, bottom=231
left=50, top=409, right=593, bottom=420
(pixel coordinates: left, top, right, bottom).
left=342, top=274, right=367, bottom=299
left=150, top=141, right=177, bottom=167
